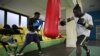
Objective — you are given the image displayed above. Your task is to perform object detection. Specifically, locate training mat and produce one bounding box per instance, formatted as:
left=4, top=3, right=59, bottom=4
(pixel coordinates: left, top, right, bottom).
left=69, top=46, right=100, bottom=56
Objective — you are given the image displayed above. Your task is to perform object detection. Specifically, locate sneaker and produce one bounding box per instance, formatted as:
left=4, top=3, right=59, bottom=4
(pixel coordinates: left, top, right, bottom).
left=38, top=51, right=42, bottom=55
left=39, top=51, right=42, bottom=54
left=10, top=54, right=14, bottom=56
left=16, top=52, right=24, bottom=56
left=8, top=52, right=12, bottom=55
left=87, top=49, right=90, bottom=56
left=8, top=52, right=14, bottom=56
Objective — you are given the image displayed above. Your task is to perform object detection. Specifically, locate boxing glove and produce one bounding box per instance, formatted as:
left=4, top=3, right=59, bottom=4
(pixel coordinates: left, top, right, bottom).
left=77, top=18, right=86, bottom=26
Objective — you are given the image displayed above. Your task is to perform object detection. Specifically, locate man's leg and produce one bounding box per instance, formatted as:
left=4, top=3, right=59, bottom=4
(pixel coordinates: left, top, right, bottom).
left=19, top=41, right=31, bottom=53
left=33, top=34, right=42, bottom=54
left=36, top=42, right=42, bottom=52
left=0, top=41, right=8, bottom=52
left=83, top=45, right=90, bottom=56
left=76, top=35, right=86, bottom=56
left=82, top=38, right=90, bottom=56
left=76, top=43, right=82, bottom=56
left=13, top=39, right=18, bottom=53
left=18, top=43, right=27, bottom=53
left=17, top=34, right=32, bottom=55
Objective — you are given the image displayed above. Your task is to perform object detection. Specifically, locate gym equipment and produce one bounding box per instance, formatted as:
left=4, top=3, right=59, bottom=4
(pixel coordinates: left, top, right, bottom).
left=44, top=0, right=60, bottom=38
left=60, top=19, right=66, bottom=26
left=0, top=25, right=23, bottom=56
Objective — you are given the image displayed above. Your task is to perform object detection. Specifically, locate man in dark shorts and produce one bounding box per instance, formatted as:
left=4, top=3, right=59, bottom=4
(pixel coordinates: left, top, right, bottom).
left=0, top=24, right=18, bottom=56
left=73, top=4, right=93, bottom=56
left=16, top=12, right=43, bottom=55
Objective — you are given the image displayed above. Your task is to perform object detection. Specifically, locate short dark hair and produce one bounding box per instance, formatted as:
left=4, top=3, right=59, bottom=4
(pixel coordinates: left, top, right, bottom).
left=34, top=12, right=40, bottom=15
left=73, top=4, right=81, bottom=11
left=4, top=24, right=11, bottom=29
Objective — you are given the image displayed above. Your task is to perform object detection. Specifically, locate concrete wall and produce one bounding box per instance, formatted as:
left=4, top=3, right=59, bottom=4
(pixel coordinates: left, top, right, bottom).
left=0, top=0, right=76, bottom=36
left=88, top=11, right=100, bottom=40
left=0, top=0, right=74, bottom=17
left=59, top=6, right=75, bottom=35
left=81, top=0, right=100, bottom=12
left=0, top=0, right=47, bottom=17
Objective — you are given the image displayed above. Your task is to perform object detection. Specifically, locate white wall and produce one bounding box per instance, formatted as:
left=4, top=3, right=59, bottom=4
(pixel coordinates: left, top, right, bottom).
left=59, top=9, right=67, bottom=35
left=0, top=0, right=47, bottom=16
left=0, top=0, right=75, bottom=35
left=61, top=9, right=66, bottom=19
left=0, top=0, right=74, bottom=17
left=40, top=14, right=45, bottom=20
left=0, top=4, right=2, bottom=7
left=0, top=10, right=4, bottom=26
left=66, top=7, right=74, bottom=18
left=81, top=0, right=100, bottom=12
left=59, top=6, right=74, bottom=35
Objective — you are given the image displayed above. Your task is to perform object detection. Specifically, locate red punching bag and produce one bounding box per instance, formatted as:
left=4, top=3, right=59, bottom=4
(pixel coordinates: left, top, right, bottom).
left=44, top=0, right=60, bottom=38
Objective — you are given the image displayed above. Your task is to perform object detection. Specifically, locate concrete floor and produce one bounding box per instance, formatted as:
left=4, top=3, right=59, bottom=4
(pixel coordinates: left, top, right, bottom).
left=22, top=40, right=100, bottom=56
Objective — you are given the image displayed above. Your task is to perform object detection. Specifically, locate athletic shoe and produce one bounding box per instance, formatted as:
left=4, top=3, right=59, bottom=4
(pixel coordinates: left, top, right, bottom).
left=16, top=52, right=24, bottom=56
left=10, top=54, right=14, bottom=56
left=38, top=51, right=42, bottom=56
left=8, top=52, right=14, bottom=56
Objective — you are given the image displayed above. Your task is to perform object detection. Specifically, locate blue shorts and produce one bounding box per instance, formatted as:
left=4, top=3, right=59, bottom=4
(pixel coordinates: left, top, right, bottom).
left=24, top=33, right=40, bottom=46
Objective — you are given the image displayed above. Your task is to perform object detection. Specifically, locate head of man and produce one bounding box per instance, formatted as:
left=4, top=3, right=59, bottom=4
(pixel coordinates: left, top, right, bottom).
left=73, top=4, right=83, bottom=17
left=33, top=12, right=40, bottom=19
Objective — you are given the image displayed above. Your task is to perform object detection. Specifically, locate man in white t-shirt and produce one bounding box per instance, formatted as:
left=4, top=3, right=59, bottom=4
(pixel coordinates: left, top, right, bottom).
left=69, top=4, right=93, bottom=56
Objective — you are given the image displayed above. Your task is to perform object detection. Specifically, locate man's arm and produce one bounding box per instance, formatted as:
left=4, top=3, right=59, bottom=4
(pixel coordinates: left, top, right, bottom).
left=86, top=25, right=93, bottom=30
left=60, top=19, right=66, bottom=26
left=86, top=15, right=93, bottom=30
left=77, top=18, right=86, bottom=26
left=67, top=18, right=74, bottom=22
left=77, top=15, right=93, bottom=30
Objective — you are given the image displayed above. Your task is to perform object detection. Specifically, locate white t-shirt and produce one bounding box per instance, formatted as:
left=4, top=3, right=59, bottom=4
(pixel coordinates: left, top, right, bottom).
left=74, top=13, right=93, bottom=37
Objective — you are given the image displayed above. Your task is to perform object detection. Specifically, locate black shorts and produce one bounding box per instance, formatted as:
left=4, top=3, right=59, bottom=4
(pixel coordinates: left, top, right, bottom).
left=76, top=35, right=89, bottom=46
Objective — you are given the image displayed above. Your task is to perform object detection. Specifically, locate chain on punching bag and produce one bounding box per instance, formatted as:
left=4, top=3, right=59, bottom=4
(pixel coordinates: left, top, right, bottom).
left=43, top=0, right=60, bottom=38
